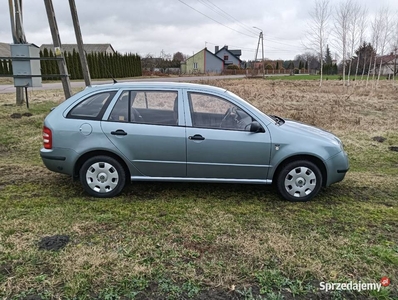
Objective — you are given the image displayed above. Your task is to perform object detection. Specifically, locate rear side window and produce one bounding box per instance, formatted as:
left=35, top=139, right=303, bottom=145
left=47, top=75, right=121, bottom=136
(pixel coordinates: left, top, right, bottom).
left=67, top=91, right=116, bottom=120
left=132, top=91, right=176, bottom=110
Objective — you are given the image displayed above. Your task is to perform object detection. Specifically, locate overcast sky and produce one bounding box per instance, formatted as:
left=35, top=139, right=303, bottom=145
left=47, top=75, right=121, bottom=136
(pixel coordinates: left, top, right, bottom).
left=1, top=0, right=397, bottom=61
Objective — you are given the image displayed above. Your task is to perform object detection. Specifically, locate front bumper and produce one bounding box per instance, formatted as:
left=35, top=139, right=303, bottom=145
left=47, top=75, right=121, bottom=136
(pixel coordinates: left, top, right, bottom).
left=325, top=150, right=349, bottom=186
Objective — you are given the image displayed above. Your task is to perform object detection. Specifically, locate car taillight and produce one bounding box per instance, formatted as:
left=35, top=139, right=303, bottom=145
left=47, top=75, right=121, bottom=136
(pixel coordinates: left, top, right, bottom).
left=43, top=126, right=52, bottom=149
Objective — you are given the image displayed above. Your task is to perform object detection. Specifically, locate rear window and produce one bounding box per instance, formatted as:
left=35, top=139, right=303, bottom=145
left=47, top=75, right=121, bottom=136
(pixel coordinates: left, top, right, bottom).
left=67, top=91, right=116, bottom=120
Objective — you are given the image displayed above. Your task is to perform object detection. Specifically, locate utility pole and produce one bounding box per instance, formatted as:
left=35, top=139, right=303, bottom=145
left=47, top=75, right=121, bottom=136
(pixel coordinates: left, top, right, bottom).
left=43, top=0, right=72, bottom=99
left=69, top=0, right=91, bottom=87
left=253, top=27, right=265, bottom=78
left=8, top=0, right=26, bottom=105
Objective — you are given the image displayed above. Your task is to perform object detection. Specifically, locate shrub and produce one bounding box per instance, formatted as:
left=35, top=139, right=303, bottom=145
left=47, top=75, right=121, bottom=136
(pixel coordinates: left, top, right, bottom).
left=227, top=64, right=240, bottom=70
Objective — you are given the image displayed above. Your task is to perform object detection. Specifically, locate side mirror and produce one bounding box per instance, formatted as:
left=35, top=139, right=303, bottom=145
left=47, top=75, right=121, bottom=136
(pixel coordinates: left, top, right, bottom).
left=249, top=121, right=265, bottom=133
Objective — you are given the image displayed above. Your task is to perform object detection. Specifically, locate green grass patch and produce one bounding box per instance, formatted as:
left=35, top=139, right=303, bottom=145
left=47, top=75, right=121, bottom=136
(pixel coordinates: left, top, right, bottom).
left=0, top=81, right=397, bottom=299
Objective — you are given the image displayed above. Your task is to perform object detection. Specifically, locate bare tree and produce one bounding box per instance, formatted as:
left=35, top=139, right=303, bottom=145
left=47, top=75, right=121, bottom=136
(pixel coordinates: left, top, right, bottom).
left=333, top=0, right=354, bottom=86
left=173, top=52, right=184, bottom=62
left=354, top=6, right=368, bottom=83
left=391, top=11, right=398, bottom=83
left=346, top=1, right=362, bottom=85
left=393, top=14, right=398, bottom=82
left=295, top=51, right=318, bottom=74
left=370, top=8, right=392, bottom=87
left=305, top=0, right=331, bottom=86
left=367, top=13, right=382, bottom=87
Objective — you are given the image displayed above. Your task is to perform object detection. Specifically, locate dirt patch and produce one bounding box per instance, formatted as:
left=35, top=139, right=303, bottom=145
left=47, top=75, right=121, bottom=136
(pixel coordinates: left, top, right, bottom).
left=389, top=146, right=398, bottom=152
left=0, top=262, right=13, bottom=276
left=0, top=143, right=9, bottom=154
left=10, top=113, right=22, bottom=119
left=20, top=296, right=43, bottom=300
left=38, top=235, right=70, bottom=251
left=372, top=136, right=386, bottom=143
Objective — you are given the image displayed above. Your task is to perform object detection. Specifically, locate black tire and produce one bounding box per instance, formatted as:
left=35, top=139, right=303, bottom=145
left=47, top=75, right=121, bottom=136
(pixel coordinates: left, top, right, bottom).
left=276, top=160, right=322, bottom=202
left=79, top=155, right=126, bottom=198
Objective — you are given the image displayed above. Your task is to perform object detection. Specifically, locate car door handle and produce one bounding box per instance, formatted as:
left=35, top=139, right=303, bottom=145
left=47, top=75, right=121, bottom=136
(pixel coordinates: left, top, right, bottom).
left=111, top=129, right=127, bottom=136
left=188, top=134, right=205, bottom=141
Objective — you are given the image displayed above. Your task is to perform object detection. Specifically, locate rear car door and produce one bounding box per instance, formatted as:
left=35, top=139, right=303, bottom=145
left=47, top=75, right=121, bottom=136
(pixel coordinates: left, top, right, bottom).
left=101, top=89, right=186, bottom=177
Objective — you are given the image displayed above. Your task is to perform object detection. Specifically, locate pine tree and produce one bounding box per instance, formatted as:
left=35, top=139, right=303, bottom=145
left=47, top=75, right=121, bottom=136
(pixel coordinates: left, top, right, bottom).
left=48, top=50, right=58, bottom=80
left=98, top=52, right=105, bottom=78
left=324, top=45, right=333, bottom=75
left=298, top=61, right=303, bottom=69
left=74, top=50, right=82, bottom=79
left=7, top=59, right=12, bottom=75
left=42, top=48, right=49, bottom=79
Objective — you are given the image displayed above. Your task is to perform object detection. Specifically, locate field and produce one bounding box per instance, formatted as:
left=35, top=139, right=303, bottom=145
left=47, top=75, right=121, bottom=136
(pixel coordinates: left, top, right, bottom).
left=0, top=79, right=397, bottom=299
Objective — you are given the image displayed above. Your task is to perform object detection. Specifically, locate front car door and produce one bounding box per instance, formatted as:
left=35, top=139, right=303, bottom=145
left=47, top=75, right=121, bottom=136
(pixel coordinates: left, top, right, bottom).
left=101, top=88, right=186, bottom=177
left=184, top=91, right=272, bottom=181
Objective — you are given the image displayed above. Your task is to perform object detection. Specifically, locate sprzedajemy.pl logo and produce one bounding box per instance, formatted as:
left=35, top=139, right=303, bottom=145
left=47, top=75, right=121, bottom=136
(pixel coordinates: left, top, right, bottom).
left=320, top=277, right=390, bottom=292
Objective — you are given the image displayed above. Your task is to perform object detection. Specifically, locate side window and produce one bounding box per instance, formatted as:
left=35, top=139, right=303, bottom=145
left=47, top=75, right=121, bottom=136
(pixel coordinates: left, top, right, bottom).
left=131, top=91, right=178, bottom=125
left=68, top=91, right=116, bottom=120
left=109, top=91, right=129, bottom=122
left=189, top=92, right=253, bottom=131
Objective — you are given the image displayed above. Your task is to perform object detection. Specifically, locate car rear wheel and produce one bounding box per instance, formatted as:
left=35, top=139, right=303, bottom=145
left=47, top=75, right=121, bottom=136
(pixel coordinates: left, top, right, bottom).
left=276, top=160, right=322, bottom=202
left=79, top=156, right=126, bottom=198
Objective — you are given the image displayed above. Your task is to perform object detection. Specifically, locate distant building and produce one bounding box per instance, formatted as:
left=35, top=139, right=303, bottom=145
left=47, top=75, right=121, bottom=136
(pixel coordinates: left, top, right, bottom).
left=0, top=42, right=11, bottom=57
left=181, top=48, right=224, bottom=74
left=372, top=53, right=398, bottom=76
left=214, top=45, right=242, bottom=68
left=40, top=43, right=116, bottom=55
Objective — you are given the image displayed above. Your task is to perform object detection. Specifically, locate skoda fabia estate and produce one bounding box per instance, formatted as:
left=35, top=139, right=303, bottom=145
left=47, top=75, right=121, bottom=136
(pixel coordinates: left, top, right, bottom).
left=40, top=82, right=349, bottom=202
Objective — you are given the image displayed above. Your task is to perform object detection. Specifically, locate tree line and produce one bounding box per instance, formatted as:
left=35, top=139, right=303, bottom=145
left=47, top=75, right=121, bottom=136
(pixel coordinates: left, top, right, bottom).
left=0, top=59, right=13, bottom=76
left=304, top=0, right=398, bottom=86
left=40, top=48, right=142, bottom=80
left=0, top=49, right=142, bottom=80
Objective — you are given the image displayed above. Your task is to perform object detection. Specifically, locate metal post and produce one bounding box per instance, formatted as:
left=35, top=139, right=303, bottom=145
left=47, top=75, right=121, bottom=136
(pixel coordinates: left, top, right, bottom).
left=68, top=0, right=91, bottom=87
left=254, top=35, right=260, bottom=64
left=8, top=0, right=26, bottom=105
left=8, top=0, right=18, bottom=43
left=253, top=27, right=264, bottom=77
left=14, top=0, right=26, bottom=43
left=261, top=31, right=264, bottom=78
left=43, top=0, right=72, bottom=99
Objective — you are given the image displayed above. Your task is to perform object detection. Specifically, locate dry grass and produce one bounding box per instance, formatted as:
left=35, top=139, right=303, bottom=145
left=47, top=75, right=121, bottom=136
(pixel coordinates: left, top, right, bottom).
left=201, top=79, right=398, bottom=132
left=0, top=79, right=397, bottom=299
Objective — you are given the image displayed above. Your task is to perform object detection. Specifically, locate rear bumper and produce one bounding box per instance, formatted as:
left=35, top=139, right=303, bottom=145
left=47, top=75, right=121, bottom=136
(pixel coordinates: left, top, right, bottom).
left=40, top=148, right=77, bottom=176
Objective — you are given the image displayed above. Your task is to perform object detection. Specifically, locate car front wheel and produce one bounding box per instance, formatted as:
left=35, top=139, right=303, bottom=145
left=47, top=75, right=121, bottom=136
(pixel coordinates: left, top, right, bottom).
left=79, top=155, right=126, bottom=198
left=276, top=160, right=322, bottom=202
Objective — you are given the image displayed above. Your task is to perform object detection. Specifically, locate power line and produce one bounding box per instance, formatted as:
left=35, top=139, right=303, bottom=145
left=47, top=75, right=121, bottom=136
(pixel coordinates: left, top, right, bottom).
left=205, top=41, right=303, bottom=53
left=188, top=0, right=304, bottom=47
left=198, top=0, right=259, bottom=36
left=177, top=0, right=258, bottom=39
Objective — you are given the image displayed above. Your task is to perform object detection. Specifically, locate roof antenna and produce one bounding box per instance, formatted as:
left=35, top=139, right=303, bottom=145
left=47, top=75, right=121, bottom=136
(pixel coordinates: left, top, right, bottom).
left=87, top=50, right=118, bottom=83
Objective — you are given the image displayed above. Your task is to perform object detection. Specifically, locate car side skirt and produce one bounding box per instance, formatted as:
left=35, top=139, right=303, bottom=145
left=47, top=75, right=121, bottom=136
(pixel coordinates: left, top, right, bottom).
left=131, top=176, right=272, bottom=184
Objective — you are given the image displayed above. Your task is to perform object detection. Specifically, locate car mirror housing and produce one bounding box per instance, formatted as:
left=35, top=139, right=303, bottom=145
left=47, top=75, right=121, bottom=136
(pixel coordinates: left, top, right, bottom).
left=250, top=121, right=265, bottom=133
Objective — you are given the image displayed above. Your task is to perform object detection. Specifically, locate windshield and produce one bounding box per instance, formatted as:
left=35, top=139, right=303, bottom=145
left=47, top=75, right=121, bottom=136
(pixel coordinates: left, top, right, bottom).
left=225, top=90, right=273, bottom=124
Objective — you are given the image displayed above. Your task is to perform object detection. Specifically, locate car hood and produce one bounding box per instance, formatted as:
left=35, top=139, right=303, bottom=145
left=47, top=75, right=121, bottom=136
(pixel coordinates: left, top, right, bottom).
left=282, top=119, right=341, bottom=145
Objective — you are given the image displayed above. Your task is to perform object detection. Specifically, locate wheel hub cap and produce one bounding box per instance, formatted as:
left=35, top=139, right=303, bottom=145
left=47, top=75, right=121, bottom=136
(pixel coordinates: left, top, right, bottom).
left=85, top=162, right=119, bottom=194
left=284, top=166, right=316, bottom=198
left=98, top=172, right=108, bottom=183
left=295, top=177, right=306, bottom=187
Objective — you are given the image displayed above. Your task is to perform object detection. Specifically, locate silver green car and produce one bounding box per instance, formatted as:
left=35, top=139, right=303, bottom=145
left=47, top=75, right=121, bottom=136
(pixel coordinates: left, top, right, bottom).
left=40, top=82, right=349, bottom=201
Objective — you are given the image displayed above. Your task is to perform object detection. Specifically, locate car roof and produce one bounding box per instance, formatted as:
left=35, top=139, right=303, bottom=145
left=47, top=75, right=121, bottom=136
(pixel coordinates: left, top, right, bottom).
left=88, top=81, right=227, bottom=93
